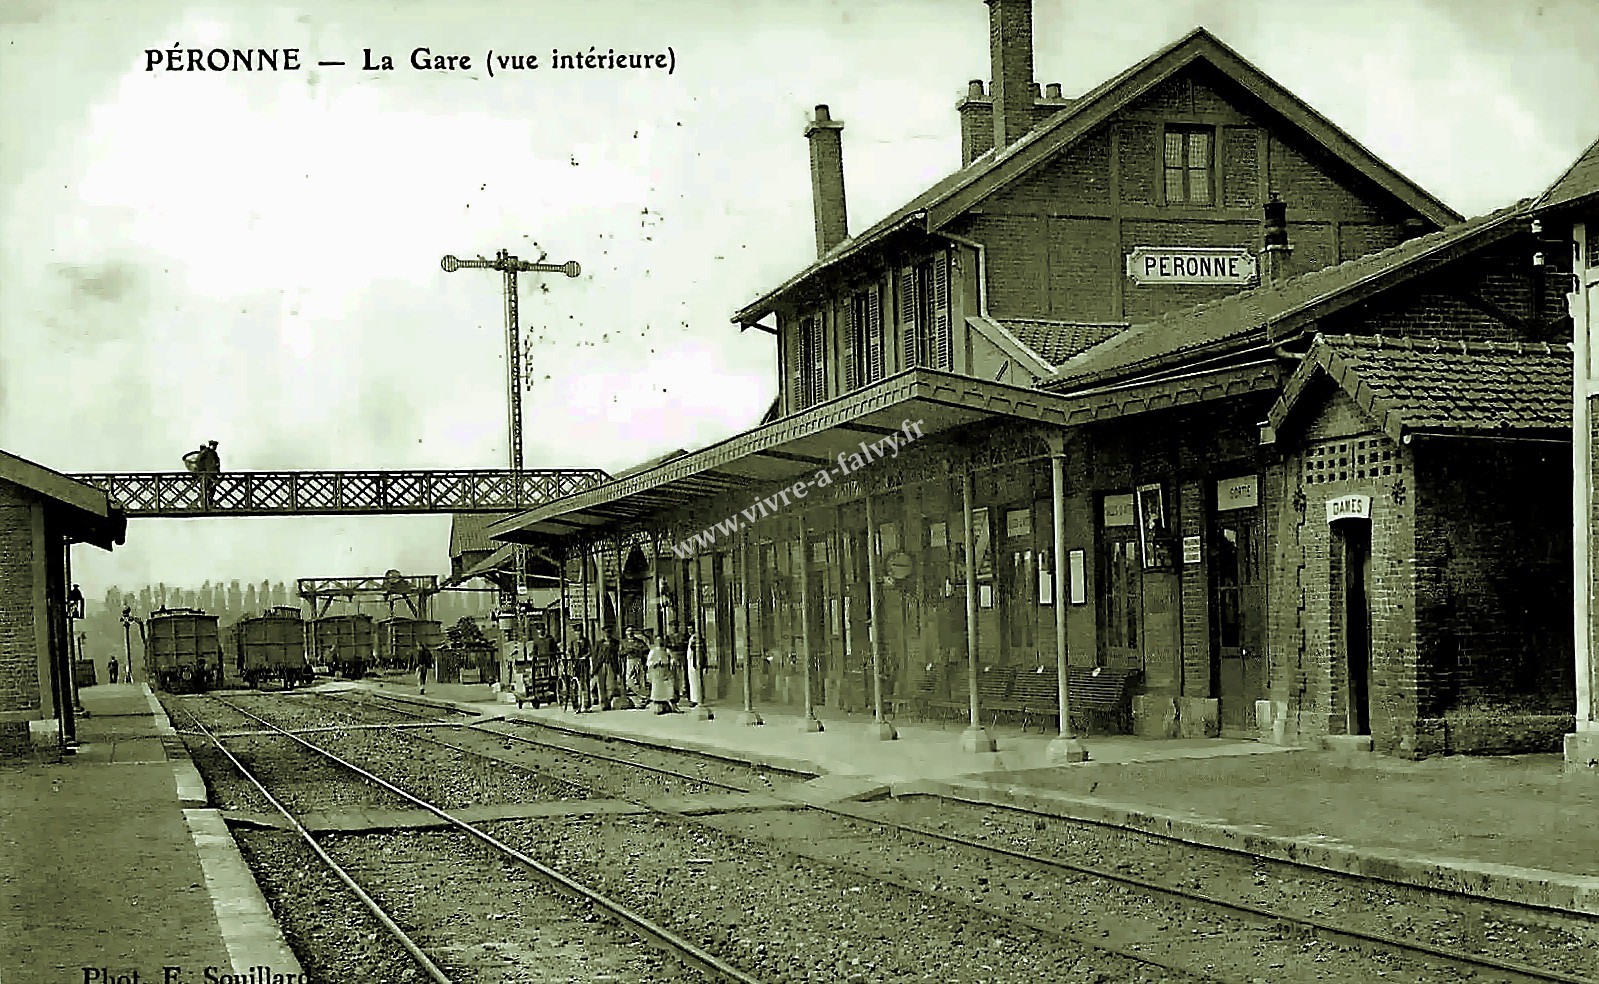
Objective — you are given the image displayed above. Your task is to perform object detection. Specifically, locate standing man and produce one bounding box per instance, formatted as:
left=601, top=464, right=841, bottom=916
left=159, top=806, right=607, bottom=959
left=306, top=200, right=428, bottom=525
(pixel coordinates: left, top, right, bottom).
left=415, top=644, right=434, bottom=695
left=531, top=622, right=555, bottom=705
left=566, top=629, right=591, bottom=712
left=108, top=656, right=119, bottom=685
left=621, top=628, right=647, bottom=701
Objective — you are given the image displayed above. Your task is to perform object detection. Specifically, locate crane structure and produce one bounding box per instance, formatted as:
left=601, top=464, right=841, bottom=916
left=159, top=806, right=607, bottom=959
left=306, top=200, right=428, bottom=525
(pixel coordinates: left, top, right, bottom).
left=439, top=250, right=581, bottom=474
left=440, top=248, right=583, bottom=648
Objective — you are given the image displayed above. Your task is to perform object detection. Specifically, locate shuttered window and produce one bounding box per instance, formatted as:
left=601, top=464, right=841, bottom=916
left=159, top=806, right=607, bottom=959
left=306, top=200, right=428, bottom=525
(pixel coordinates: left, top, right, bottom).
left=903, top=254, right=952, bottom=371
left=844, top=283, right=884, bottom=391
left=792, top=313, right=826, bottom=411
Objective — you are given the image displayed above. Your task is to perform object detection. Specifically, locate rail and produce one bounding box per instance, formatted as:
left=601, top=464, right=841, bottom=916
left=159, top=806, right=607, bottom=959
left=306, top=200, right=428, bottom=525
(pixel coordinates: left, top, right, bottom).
left=70, top=468, right=609, bottom=517
left=338, top=690, right=1597, bottom=984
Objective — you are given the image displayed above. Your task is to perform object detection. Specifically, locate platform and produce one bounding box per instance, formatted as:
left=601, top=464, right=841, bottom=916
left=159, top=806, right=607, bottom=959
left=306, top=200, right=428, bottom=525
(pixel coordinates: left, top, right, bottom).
left=357, top=676, right=1599, bottom=917
left=0, top=684, right=304, bottom=982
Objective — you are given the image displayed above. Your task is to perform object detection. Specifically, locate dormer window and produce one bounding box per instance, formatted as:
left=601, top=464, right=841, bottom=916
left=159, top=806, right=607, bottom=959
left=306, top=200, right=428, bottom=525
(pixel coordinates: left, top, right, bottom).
left=1163, top=125, right=1214, bottom=206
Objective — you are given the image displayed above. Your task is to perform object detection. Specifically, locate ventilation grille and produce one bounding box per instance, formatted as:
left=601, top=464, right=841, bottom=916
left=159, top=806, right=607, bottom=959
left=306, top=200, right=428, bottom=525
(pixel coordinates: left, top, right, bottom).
left=1303, top=437, right=1403, bottom=485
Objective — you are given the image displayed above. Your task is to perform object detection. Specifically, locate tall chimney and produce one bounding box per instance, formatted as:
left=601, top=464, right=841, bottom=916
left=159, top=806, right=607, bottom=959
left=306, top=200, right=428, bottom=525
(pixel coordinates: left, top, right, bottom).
left=1261, top=194, right=1293, bottom=284
left=957, top=80, right=995, bottom=167
left=805, top=104, right=849, bottom=257
left=987, top=0, right=1035, bottom=148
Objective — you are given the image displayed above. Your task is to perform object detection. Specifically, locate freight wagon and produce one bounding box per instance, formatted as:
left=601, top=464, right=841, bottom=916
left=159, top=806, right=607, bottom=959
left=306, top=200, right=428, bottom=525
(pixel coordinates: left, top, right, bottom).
left=227, top=607, right=314, bottom=689
left=308, top=613, right=374, bottom=679
left=375, top=616, right=445, bottom=671
left=145, top=608, right=223, bottom=694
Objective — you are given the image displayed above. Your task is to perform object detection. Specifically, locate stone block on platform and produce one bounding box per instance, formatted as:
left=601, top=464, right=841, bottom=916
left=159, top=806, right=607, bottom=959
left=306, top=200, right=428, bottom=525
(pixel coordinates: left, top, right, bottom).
left=1564, top=730, right=1599, bottom=773
left=1132, top=695, right=1178, bottom=738
left=1176, top=698, right=1219, bottom=738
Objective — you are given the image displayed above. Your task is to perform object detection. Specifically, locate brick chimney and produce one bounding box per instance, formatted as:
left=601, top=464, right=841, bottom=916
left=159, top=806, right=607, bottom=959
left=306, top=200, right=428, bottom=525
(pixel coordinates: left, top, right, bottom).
left=987, top=0, right=1035, bottom=149
left=958, top=80, right=996, bottom=167
left=957, top=77, right=1074, bottom=167
left=1261, top=194, right=1293, bottom=284
left=805, top=104, right=849, bottom=257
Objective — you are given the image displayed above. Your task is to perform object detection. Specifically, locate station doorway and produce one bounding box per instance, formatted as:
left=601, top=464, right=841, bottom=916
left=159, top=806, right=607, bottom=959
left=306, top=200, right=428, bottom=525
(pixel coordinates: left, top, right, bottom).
left=1336, top=520, right=1374, bottom=736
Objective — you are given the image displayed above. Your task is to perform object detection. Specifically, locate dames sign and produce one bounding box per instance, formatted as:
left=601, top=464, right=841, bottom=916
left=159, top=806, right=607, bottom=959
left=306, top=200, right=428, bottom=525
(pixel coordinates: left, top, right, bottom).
left=1126, top=247, right=1258, bottom=285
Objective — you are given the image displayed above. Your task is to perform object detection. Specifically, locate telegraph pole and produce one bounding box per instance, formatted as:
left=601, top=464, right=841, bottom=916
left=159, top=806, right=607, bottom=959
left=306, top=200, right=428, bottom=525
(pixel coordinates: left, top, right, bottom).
left=441, top=249, right=582, bottom=676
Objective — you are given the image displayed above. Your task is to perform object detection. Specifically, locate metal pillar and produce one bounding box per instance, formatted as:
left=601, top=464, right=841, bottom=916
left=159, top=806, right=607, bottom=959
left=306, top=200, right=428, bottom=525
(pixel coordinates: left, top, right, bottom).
left=796, top=513, right=823, bottom=732
left=610, top=537, right=631, bottom=709
left=1046, top=445, right=1088, bottom=762
left=687, top=554, right=712, bottom=720
left=960, top=471, right=996, bottom=753
left=739, top=531, right=763, bottom=726
left=864, top=494, right=896, bottom=740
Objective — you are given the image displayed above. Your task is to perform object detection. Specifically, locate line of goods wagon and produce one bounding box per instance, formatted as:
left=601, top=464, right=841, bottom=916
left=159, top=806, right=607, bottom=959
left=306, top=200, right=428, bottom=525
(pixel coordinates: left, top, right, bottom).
left=144, top=608, right=224, bottom=694
left=224, top=607, right=315, bottom=689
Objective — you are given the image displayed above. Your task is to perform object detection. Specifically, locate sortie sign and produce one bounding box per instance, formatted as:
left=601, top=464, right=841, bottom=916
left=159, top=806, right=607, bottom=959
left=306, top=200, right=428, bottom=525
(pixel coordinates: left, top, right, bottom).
left=1125, top=247, right=1258, bottom=285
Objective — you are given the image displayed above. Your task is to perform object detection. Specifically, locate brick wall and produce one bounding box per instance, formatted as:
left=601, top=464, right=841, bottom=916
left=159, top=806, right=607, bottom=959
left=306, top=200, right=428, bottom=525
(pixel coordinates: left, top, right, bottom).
left=966, top=64, right=1420, bottom=330
left=1412, top=442, right=1574, bottom=724
left=1323, top=242, right=1575, bottom=344
left=0, top=483, right=42, bottom=718
left=1276, top=390, right=1421, bottom=755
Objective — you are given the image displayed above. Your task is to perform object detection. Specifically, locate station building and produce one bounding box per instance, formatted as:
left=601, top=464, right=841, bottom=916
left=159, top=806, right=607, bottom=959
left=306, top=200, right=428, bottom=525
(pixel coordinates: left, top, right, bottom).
left=490, top=1, right=1581, bottom=758
left=0, top=449, right=126, bottom=758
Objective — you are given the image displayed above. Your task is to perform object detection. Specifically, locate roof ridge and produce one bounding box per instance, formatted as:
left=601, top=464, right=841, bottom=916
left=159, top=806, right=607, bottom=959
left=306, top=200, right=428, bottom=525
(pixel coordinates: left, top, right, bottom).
left=1322, top=333, right=1575, bottom=359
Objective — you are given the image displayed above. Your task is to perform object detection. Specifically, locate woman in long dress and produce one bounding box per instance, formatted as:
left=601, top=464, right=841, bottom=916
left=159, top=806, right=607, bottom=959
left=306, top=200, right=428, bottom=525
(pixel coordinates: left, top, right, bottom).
left=685, top=629, right=704, bottom=707
left=646, top=635, right=679, bottom=714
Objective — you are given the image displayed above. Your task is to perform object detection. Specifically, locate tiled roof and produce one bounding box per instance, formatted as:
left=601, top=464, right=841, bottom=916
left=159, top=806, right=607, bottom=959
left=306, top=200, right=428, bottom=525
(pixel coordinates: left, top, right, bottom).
left=1536, top=135, right=1599, bottom=214
left=1045, top=200, right=1533, bottom=390
left=733, top=27, right=1459, bottom=325
left=997, top=319, right=1127, bottom=366
left=1268, top=334, right=1571, bottom=444
left=450, top=512, right=516, bottom=559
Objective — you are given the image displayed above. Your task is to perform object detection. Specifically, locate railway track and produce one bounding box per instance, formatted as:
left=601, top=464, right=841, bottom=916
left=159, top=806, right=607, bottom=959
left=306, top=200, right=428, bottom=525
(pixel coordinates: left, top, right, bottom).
left=175, top=695, right=759, bottom=984
left=190, top=692, right=1219, bottom=983
left=318, top=687, right=1599, bottom=984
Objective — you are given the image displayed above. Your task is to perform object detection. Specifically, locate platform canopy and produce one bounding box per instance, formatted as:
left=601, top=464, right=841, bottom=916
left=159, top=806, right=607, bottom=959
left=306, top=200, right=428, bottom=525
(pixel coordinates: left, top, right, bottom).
left=487, top=364, right=1280, bottom=545
left=0, top=449, right=126, bottom=549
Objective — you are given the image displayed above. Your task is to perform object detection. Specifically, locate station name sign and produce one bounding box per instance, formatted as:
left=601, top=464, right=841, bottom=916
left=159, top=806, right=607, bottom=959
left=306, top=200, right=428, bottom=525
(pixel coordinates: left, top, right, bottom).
left=1126, top=247, right=1258, bottom=285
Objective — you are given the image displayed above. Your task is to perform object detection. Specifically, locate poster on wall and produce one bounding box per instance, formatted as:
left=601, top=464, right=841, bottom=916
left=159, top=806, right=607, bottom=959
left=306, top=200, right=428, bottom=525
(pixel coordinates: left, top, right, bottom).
left=929, top=522, right=948, bottom=548
left=1136, top=483, right=1168, bottom=569
left=1069, top=549, right=1087, bottom=604
left=972, top=507, right=993, bottom=580
left=1037, top=548, right=1053, bottom=605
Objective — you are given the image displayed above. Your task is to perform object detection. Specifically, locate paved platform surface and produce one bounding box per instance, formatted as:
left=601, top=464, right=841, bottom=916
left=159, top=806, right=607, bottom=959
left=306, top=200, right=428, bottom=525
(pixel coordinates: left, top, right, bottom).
left=356, top=676, right=1599, bottom=916
left=0, top=684, right=304, bottom=984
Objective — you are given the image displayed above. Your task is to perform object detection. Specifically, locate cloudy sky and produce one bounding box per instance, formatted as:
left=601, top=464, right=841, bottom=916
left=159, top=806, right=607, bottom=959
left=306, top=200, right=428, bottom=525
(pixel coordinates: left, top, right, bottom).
left=4, top=0, right=1597, bottom=603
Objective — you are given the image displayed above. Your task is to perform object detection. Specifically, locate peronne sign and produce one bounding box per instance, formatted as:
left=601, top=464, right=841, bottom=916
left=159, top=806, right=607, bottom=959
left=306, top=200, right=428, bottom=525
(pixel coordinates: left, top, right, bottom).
left=1126, top=246, right=1258, bottom=285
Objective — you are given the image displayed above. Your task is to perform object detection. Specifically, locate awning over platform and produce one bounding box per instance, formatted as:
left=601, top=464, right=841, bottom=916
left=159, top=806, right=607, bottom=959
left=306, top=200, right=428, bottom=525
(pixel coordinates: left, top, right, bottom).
left=488, top=363, right=1280, bottom=544
left=0, top=449, right=126, bottom=549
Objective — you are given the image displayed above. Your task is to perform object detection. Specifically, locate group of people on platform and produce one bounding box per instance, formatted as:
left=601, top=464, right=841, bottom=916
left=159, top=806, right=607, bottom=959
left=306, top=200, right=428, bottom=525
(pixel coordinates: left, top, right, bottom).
left=530, top=621, right=704, bottom=716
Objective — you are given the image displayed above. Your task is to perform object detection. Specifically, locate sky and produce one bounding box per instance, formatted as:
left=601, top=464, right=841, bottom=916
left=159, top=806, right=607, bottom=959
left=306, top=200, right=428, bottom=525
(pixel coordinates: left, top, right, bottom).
left=3, top=0, right=1598, bottom=604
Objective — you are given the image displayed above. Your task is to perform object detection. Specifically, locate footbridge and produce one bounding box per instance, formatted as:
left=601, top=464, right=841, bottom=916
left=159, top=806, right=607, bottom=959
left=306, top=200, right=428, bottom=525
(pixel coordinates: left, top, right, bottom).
left=69, top=468, right=608, bottom=517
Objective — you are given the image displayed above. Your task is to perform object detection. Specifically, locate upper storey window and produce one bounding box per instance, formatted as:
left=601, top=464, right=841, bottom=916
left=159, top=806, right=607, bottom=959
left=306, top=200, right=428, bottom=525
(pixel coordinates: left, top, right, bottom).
left=1163, top=125, right=1214, bottom=205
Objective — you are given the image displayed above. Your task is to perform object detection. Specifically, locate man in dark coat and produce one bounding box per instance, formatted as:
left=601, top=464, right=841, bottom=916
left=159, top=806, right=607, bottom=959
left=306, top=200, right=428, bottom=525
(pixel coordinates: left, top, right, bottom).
left=415, top=644, right=434, bottom=694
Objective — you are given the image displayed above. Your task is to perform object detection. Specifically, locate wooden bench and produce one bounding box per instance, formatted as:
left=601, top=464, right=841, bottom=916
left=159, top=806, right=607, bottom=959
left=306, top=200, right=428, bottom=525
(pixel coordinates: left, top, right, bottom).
left=1006, top=665, right=1142, bottom=733
left=1012, top=665, right=1060, bottom=733
left=976, top=665, right=1019, bottom=727
left=1068, top=666, right=1141, bottom=733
